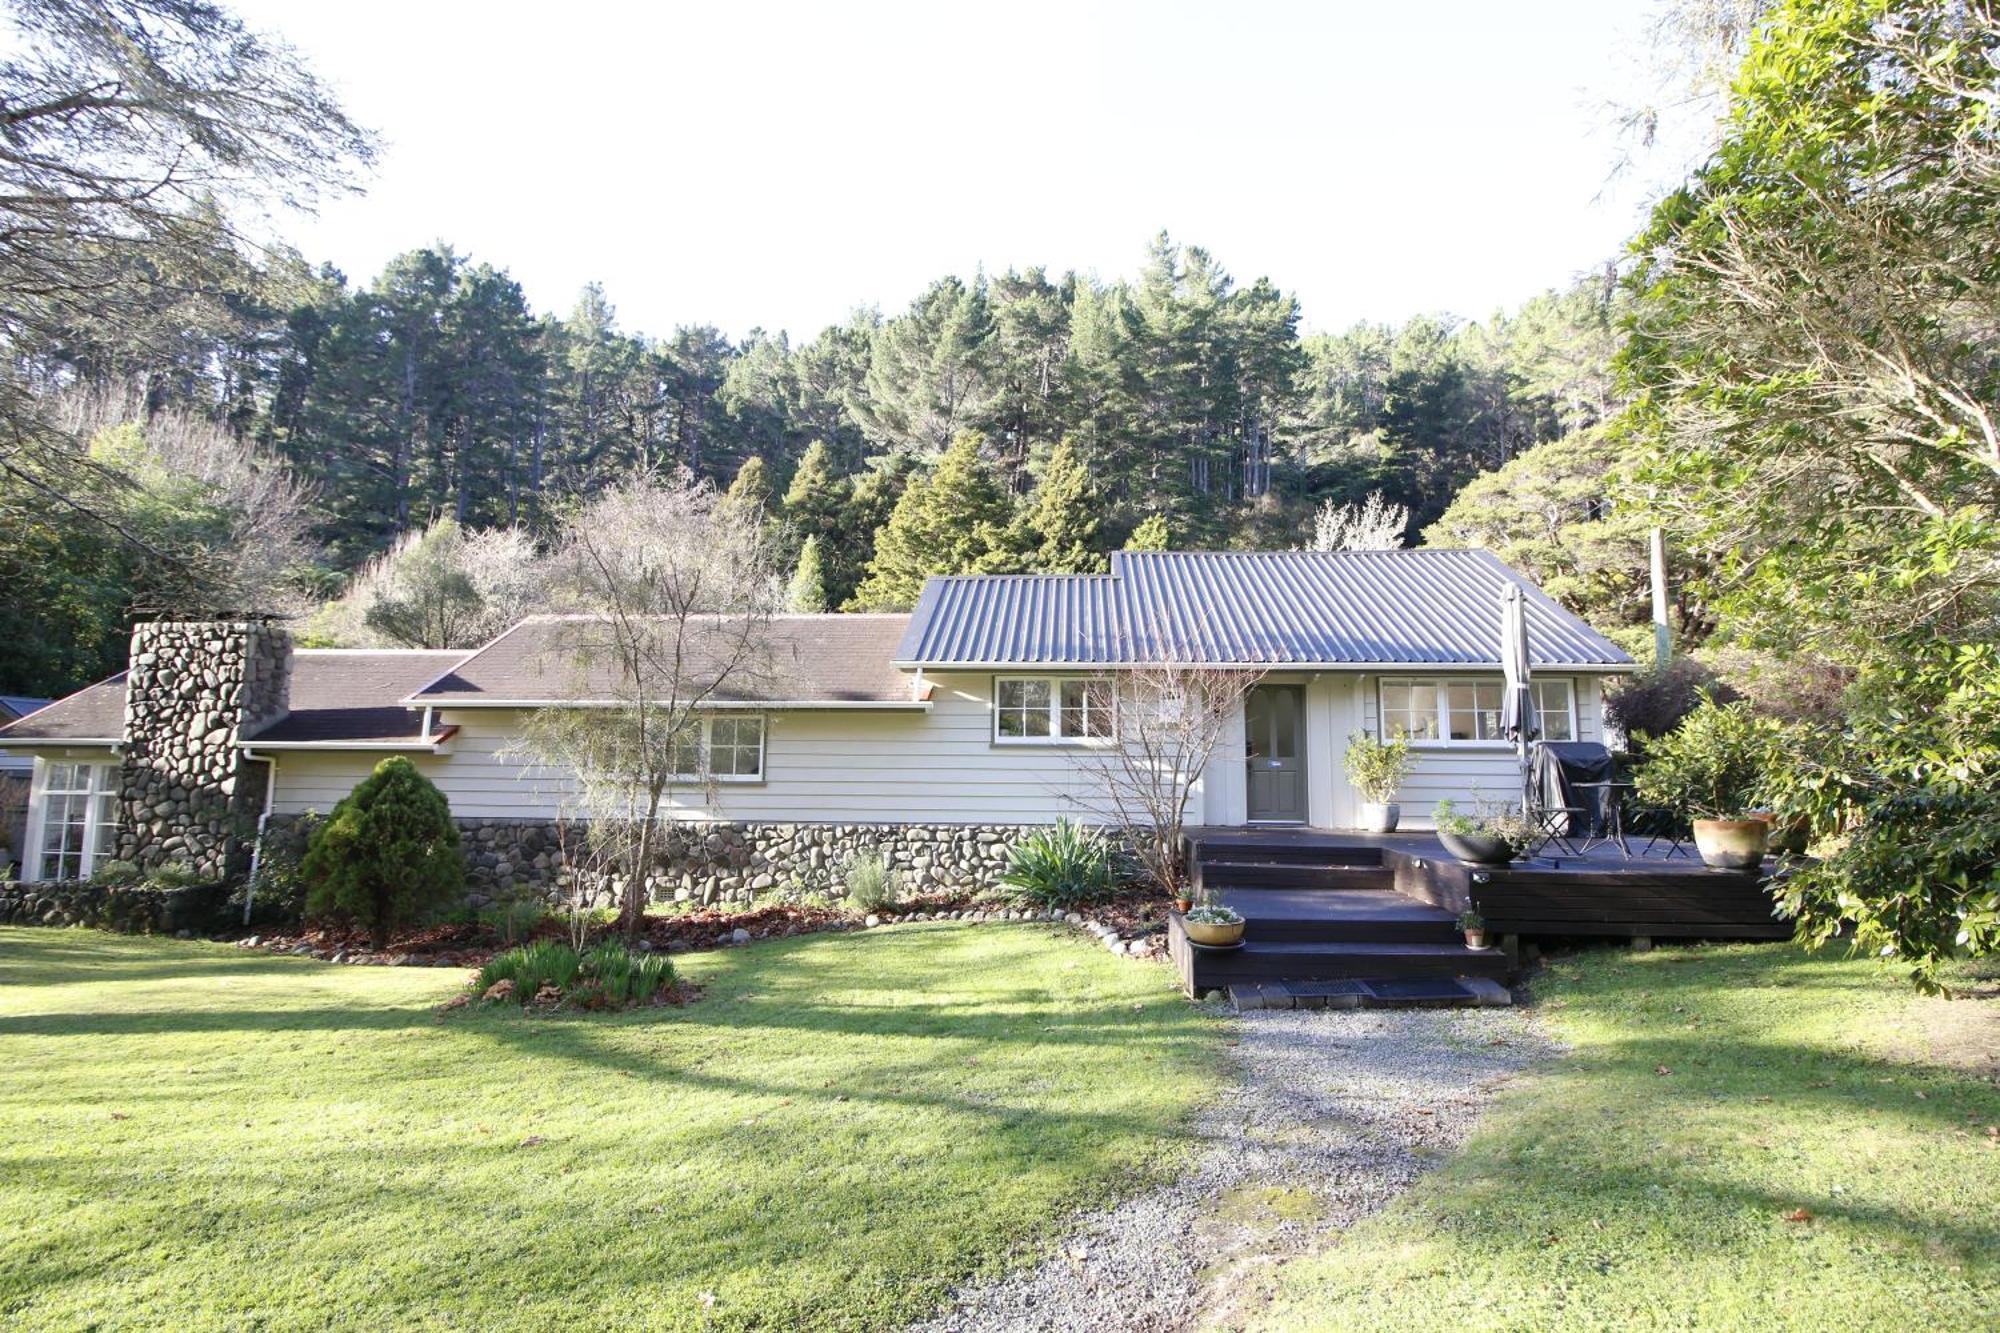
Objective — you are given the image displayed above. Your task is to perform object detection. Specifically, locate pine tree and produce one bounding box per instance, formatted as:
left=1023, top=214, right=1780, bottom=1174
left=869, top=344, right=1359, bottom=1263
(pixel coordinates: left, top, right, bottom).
left=1124, top=513, right=1170, bottom=552
left=721, top=454, right=772, bottom=522
left=1023, top=438, right=1102, bottom=573
left=787, top=535, right=827, bottom=612
left=848, top=434, right=1011, bottom=610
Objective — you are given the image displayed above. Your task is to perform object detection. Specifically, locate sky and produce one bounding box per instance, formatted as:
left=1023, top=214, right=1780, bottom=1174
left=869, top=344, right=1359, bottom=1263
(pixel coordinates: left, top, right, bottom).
left=232, top=0, right=1681, bottom=342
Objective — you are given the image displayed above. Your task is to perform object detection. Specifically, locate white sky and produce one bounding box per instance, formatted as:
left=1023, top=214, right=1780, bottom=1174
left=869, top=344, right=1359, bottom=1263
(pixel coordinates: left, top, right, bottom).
left=233, top=0, right=1676, bottom=341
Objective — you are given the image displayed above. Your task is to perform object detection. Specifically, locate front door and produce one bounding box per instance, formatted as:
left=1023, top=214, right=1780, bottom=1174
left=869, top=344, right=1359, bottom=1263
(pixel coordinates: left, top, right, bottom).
left=1244, top=684, right=1307, bottom=823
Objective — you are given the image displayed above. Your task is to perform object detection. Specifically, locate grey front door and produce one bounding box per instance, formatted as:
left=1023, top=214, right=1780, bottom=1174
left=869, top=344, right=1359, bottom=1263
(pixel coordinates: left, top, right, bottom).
left=1245, top=684, right=1307, bottom=822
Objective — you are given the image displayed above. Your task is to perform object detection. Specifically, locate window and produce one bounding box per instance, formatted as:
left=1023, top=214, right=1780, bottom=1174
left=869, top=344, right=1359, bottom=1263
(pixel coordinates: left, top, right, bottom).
left=708, top=716, right=765, bottom=779
left=1379, top=677, right=1578, bottom=746
left=32, top=761, right=119, bottom=882
left=1532, top=679, right=1576, bottom=741
left=669, top=715, right=765, bottom=782
left=994, top=676, right=1114, bottom=743
left=1380, top=680, right=1442, bottom=741
left=1446, top=680, right=1504, bottom=741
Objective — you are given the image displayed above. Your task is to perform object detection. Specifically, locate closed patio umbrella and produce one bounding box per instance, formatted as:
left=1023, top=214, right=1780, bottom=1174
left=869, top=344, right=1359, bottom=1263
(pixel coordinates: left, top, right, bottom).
left=1498, top=583, right=1537, bottom=814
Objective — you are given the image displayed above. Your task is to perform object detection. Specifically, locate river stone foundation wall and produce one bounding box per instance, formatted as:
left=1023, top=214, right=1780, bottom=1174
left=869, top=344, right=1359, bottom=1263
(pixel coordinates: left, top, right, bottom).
left=117, top=622, right=290, bottom=881
left=450, top=818, right=1038, bottom=907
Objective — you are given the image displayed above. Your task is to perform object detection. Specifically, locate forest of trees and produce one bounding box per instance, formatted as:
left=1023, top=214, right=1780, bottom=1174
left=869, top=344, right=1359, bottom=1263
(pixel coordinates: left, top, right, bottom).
left=5, top=222, right=1629, bottom=688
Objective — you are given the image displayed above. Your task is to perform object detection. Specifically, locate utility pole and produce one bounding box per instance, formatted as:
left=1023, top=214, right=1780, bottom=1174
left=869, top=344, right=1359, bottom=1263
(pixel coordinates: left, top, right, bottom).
left=1649, top=526, right=1672, bottom=670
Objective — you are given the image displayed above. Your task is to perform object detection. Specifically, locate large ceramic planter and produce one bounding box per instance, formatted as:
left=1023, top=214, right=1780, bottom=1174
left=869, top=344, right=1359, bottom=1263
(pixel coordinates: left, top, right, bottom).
left=1693, top=818, right=1769, bottom=870
left=1437, top=830, right=1517, bottom=866
left=1358, top=801, right=1401, bottom=833
left=1183, top=915, right=1246, bottom=947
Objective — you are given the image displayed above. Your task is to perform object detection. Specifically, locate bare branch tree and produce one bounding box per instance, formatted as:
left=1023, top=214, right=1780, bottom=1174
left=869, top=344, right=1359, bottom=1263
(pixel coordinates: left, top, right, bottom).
left=512, top=469, right=783, bottom=936
left=309, top=517, right=550, bottom=649
left=1076, top=663, right=1263, bottom=900
left=1309, top=491, right=1409, bottom=551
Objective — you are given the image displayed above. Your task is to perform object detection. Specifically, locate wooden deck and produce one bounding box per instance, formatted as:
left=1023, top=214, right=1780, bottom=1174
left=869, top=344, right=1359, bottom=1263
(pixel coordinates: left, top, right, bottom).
left=1170, top=827, right=1790, bottom=998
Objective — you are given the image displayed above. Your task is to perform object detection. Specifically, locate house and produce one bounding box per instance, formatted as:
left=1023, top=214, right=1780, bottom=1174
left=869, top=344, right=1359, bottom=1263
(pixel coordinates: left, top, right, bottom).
left=0, top=550, right=1633, bottom=899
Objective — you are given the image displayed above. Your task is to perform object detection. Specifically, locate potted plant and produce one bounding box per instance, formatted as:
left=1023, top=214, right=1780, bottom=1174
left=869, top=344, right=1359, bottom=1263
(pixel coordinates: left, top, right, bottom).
left=1633, top=695, right=1778, bottom=870
left=1431, top=799, right=1535, bottom=866
left=1345, top=732, right=1415, bottom=833
left=1458, top=909, right=1488, bottom=949
left=1182, top=894, right=1245, bottom=948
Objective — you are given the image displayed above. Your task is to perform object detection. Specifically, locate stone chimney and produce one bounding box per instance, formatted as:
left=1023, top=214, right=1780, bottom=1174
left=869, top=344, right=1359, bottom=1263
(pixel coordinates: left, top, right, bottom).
left=117, top=622, right=292, bottom=879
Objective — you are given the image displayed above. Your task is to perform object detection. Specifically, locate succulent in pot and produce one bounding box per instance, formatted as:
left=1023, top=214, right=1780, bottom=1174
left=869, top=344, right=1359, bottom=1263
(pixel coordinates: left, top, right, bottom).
left=1182, top=898, right=1245, bottom=948
left=1458, top=909, right=1488, bottom=950
left=1432, top=800, right=1535, bottom=866
left=1345, top=732, right=1415, bottom=833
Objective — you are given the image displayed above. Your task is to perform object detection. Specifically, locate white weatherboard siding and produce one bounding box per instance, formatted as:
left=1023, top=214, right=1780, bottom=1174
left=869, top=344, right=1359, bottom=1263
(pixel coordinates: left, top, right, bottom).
left=258, top=670, right=1607, bottom=831
left=265, top=673, right=1119, bottom=826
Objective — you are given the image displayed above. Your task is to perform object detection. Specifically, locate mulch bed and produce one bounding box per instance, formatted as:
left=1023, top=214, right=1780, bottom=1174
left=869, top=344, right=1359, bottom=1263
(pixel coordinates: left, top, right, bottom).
left=228, top=888, right=1175, bottom=970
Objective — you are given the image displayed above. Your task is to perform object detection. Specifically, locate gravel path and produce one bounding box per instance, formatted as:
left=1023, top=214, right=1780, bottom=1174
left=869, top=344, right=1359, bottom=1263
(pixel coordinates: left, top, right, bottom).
left=914, top=1004, right=1560, bottom=1333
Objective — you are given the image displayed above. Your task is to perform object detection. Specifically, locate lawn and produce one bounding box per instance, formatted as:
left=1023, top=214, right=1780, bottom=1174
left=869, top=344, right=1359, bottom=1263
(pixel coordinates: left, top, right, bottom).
left=0, top=923, right=1223, bottom=1331
left=1250, top=943, right=2000, bottom=1331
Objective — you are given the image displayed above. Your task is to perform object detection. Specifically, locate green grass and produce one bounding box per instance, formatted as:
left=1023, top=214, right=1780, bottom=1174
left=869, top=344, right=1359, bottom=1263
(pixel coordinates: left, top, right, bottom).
left=1252, top=944, right=2000, bottom=1331
left=0, top=924, right=1223, bottom=1331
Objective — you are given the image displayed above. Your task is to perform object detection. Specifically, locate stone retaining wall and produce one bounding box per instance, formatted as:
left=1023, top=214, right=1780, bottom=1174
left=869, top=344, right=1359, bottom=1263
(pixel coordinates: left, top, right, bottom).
left=448, top=818, right=1038, bottom=907
left=0, top=879, right=232, bottom=934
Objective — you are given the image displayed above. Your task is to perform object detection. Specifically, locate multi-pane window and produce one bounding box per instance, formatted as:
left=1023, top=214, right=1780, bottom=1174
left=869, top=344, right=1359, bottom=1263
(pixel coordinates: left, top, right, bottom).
left=34, top=761, right=119, bottom=882
left=669, top=715, right=765, bottom=782
left=995, top=677, right=1115, bottom=743
left=1380, top=680, right=1442, bottom=741
left=1380, top=677, right=1578, bottom=746
left=1446, top=680, right=1505, bottom=741
left=708, top=716, right=765, bottom=779
left=1533, top=679, right=1575, bottom=741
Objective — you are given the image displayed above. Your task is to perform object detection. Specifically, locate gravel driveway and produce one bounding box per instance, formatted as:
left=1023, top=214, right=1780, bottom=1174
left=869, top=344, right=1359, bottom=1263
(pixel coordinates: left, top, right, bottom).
left=914, top=1004, right=1559, bottom=1333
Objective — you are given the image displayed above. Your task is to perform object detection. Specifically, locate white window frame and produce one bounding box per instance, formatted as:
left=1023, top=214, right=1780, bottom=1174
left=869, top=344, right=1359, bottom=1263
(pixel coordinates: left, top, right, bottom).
left=667, top=714, right=766, bottom=784
left=1377, top=675, right=1578, bottom=748
left=26, top=757, right=121, bottom=882
left=992, top=675, right=1116, bottom=745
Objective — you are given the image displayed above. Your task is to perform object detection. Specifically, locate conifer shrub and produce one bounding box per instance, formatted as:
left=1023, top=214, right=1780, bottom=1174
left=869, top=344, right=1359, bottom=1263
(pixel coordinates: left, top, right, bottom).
left=302, top=756, right=466, bottom=947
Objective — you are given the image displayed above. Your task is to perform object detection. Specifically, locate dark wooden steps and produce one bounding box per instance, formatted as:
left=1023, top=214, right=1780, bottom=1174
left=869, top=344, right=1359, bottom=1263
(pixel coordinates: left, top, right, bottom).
left=1169, top=924, right=1510, bottom=987
left=1218, top=888, right=1459, bottom=943
left=1196, top=859, right=1395, bottom=892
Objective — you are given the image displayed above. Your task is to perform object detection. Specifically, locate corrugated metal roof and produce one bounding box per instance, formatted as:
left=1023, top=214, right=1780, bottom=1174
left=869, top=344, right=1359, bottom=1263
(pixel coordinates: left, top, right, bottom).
left=896, top=550, right=1632, bottom=669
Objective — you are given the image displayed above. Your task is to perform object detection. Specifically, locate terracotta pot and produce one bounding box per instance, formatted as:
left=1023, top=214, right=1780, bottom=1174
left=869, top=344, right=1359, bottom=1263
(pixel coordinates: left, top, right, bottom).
left=1692, top=818, right=1769, bottom=870
left=1358, top=801, right=1401, bottom=833
left=1183, top=915, right=1245, bottom=947
left=1174, top=897, right=1193, bottom=914
left=1438, top=830, right=1517, bottom=866
left=1464, top=929, right=1488, bottom=950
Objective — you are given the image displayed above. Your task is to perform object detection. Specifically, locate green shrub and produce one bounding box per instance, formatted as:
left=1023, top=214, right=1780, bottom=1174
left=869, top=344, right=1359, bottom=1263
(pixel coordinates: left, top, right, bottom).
left=844, top=851, right=901, bottom=914
left=90, top=859, right=142, bottom=888
left=1633, top=693, right=1785, bottom=820
left=302, top=756, right=466, bottom=948
left=477, top=938, right=581, bottom=998
left=234, top=813, right=321, bottom=928
left=1000, top=819, right=1120, bottom=909
left=145, top=861, right=204, bottom=889
left=477, top=938, right=675, bottom=1008
left=1343, top=733, right=1414, bottom=804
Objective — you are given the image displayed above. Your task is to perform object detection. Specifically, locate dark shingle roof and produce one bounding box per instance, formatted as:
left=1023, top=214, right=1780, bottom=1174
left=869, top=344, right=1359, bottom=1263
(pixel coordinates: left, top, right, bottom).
left=244, top=651, right=464, bottom=746
left=407, top=615, right=920, bottom=706
left=0, top=652, right=463, bottom=748
left=0, top=676, right=127, bottom=743
left=0, top=696, right=50, bottom=720
left=897, top=550, right=1633, bottom=669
